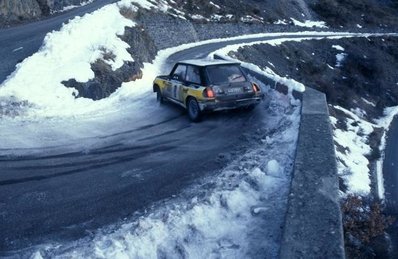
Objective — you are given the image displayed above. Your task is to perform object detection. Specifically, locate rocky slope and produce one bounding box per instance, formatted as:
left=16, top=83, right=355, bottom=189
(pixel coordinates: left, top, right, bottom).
left=0, top=0, right=93, bottom=25
left=0, top=0, right=42, bottom=24
left=2, top=0, right=398, bottom=29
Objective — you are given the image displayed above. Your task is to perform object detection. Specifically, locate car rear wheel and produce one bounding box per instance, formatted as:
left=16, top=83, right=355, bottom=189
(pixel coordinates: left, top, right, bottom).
left=187, top=98, right=202, bottom=122
left=156, top=88, right=164, bottom=104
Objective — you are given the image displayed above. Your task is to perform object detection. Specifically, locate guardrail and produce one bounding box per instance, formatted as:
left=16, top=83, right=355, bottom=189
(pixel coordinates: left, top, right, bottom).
left=216, top=54, right=345, bottom=258
left=280, top=87, right=345, bottom=259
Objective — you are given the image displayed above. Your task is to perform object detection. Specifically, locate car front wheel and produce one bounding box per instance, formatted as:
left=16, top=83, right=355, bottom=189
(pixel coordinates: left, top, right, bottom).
left=156, top=88, right=164, bottom=104
left=187, top=98, right=202, bottom=122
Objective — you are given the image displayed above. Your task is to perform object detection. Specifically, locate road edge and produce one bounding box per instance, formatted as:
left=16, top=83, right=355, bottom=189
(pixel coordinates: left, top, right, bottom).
left=240, top=66, right=345, bottom=258
left=280, top=87, right=345, bottom=258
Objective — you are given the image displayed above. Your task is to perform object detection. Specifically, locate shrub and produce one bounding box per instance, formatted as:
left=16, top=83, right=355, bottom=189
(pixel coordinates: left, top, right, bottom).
left=342, top=195, right=395, bottom=243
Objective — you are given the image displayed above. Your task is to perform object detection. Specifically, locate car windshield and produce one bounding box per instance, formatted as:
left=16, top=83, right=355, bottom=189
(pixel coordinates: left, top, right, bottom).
left=206, top=65, right=246, bottom=85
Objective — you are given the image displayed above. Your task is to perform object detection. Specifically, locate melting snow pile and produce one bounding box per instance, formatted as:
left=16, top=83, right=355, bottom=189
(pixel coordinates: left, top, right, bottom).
left=28, top=89, right=301, bottom=258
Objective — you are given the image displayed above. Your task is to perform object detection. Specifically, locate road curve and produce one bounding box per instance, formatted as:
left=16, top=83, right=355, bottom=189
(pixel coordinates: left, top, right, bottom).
left=0, top=34, right=275, bottom=253
left=0, top=24, right=350, bottom=254
left=0, top=0, right=117, bottom=84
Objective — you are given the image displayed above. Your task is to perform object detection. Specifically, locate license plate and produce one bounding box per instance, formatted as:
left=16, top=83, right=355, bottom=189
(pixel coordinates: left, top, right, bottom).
left=227, top=88, right=243, bottom=94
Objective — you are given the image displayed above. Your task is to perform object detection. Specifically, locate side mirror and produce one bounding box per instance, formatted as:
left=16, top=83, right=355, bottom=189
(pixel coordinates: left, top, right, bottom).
left=172, top=74, right=180, bottom=81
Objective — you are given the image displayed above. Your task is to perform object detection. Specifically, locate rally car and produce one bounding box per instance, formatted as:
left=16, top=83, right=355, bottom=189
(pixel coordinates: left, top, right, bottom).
left=153, top=59, right=263, bottom=122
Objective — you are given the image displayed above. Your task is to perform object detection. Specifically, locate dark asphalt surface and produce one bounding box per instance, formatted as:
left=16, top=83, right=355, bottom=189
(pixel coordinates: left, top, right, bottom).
left=383, top=116, right=398, bottom=257
left=0, top=8, right=350, bottom=254
left=0, top=0, right=117, bottom=85
left=0, top=106, right=265, bottom=253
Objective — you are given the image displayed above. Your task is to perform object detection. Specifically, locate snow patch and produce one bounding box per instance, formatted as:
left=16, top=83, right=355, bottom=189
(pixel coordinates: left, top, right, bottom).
left=266, top=160, right=281, bottom=177
left=331, top=106, right=376, bottom=195
left=273, top=20, right=288, bottom=25
left=291, top=18, right=327, bottom=28
left=336, top=53, right=347, bottom=67
left=332, top=45, right=345, bottom=51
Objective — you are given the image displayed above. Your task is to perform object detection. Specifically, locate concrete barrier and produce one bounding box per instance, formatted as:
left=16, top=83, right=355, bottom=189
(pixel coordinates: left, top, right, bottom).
left=280, top=87, right=345, bottom=259
left=236, top=62, right=345, bottom=258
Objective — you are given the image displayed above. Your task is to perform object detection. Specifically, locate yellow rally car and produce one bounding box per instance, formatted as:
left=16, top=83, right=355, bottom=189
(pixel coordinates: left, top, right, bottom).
left=153, top=59, right=264, bottom=122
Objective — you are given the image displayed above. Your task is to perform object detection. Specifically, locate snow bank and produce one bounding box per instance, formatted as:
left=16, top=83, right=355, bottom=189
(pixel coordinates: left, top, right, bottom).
left=0, top=0, right=142, bottom=117
left=331, top=106, right=376, bottom=195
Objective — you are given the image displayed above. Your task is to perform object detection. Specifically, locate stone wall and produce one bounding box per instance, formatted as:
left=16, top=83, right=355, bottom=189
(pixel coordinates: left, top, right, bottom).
left=137, top=11, right=304, bottom=50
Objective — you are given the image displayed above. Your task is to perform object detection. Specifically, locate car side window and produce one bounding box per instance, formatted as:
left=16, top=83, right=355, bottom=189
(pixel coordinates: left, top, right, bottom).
left=186, top=65, right=201, bottom=85
left=172, top=65, right=187, bottom=82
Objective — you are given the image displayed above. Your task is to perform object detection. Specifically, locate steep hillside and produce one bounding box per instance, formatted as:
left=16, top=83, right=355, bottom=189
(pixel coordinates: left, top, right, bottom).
left=310, top=0, right=398, bottom=29
left=161, top=0, right=315, bottom=23
left=2, top=0, right=398, bottom=29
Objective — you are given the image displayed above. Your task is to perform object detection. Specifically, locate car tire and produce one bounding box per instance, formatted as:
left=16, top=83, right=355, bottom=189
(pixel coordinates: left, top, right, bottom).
left=187, top=98, right=202, bottom=122
left=156, top=87, right=164, bottom=104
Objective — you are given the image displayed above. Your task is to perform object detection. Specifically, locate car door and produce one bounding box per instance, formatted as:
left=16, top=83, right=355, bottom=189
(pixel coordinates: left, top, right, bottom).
left=184, top=65, right=202, bottom=96
left=168, top=64, right=187, bottom=102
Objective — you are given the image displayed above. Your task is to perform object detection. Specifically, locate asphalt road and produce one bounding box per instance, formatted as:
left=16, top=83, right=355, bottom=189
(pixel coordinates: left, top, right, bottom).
left=0, top=33, right=291, bottom=253
left=0, top=0, right=117, bottom=85
left=0, top=105, right=266, bottom=253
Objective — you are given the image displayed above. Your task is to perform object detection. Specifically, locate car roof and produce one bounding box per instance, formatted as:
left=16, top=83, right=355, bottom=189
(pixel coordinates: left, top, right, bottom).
left=177, top=59, right=241, bottom=67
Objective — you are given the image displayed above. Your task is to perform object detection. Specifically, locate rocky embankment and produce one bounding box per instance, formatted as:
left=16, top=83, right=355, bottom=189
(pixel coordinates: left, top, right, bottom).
left=0, top=0, right=93, bottom=25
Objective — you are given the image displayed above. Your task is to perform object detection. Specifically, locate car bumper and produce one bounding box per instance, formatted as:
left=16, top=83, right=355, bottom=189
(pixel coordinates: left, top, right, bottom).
left=199, top=96, right=263, bottom=112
